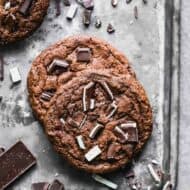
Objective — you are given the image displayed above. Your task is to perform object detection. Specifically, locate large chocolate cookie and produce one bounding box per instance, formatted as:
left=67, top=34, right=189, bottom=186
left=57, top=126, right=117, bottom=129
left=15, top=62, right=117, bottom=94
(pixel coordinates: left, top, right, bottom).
left=44, top=70, right=152, bottom=173
left=0, top=0, right=49, bottom=45
left=27, top=36, right=135, bottom=122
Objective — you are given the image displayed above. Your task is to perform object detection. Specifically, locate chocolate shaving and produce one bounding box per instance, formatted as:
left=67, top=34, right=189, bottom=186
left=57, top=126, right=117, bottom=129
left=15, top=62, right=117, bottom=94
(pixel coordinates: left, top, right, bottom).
left=19, top=0, right=33, bottom=15
left=83, top=9, right=92, bottom=26
left=77, top=47, right=91, bottom=62
left=95, top=17, right=102, bottom=28
left=89, top=123, right=104, bottom=139
left=111, top=0, right=118, bottom=7
left=31, top=182, right=50, bottom=190
left=0, top=55, right=4, bottom=81
left=55, top=0, right=61, bottom=16
left=100, top=81, right=114, bottom=100
left=90, top=98, right=95, bottom=110
left=134, top=6, right=138, bottom=19
left=63, top=0, right=71, bottom=6
left=107, top=23, right=115, bottom=33
left=79, top=115, right=87, bottom=128
left=82, top=0, right=94, bottom=10
left=107, top=101, right=117, bottom=118
left=47, top=59, right=69, bottom=74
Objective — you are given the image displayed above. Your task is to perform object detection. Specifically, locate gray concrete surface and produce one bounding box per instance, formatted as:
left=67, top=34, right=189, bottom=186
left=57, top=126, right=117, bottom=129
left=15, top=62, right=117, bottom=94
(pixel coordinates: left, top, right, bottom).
left=178, top=0, right=190, bottom=190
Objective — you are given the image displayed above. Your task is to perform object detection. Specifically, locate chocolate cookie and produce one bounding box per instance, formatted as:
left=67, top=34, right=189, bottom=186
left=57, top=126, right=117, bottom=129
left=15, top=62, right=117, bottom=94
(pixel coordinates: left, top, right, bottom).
left=0, top=0, right=49, bottom=45
left=27, top=36, right=135, bottom=122
left=44, top=70, right=152, bottom=174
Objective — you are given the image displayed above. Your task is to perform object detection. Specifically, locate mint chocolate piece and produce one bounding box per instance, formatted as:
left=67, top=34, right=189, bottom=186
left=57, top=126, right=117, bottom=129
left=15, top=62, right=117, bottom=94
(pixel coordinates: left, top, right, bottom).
left=19, top=0, right=33, bottom=15
left=48, top=179, right=64, bottom=190
left=32, top=182, right=50, bottom=190
left=0, top=141, right=36, bottom=190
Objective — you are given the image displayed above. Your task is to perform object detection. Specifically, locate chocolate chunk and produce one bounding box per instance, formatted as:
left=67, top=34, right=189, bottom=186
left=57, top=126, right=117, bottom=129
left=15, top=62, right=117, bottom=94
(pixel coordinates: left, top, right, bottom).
left=66, top=4, right=78, bottom=20
left=55, top=0, right=61, bottom=16
left=126, top=0, right=132, bottom=4
left=48, top=179, right=64, bottom=190
left=0, top=55, right=4, bottom=81
left=47, top=59, right=69, bottom=74
left=40, top=91, right=54, bottom=101
left=82, top=0, right=94, bottom=10
left=77, top=47, right=91, bottom=62
left=31, top=182, right=50, bottom=190
left=100, top=81, right=114, bottom=100
left=95, top=17, right=102, bottom=28
left=19, top=0, right=33, bottom=15
left=83, top=9, right=92, bottom=26
left=0, top=141, right=36, bottom=190
left=63, top=0, right=71, bottom=6
left=134, top=6, right=138, bottom=19
left=121, top=124, right=138, bottom=143
left=107, top=23, right=115, bottom=33
left=111, top=0, right=118, bottom=7
left=114, top=126, right=128, bottom=143
left=0, top=147, right=5, bottom=155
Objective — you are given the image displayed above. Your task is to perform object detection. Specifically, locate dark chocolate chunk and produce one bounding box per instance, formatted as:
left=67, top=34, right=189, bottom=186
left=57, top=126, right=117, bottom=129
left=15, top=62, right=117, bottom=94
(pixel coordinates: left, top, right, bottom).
left=122, top=126, right=138, bottom=143
left=55, top=0, right=61, bottom=16
left=83, top=9, right=92, bottom=26
left=0, top=55, right=4, bottom=81
left=0, top=141, right=36, bottom=190
left=31, top=182, right=50, bottom=190
left=47, top=59, right=69, bottom=74
left=76, top=47, right=91, bottom=62
left=95, top=17, right=102, bottom=28
left=0, top=147, right=5, bottom=155
left=63, top=0, right=71, bottom=6
left=111, top=0, right=118, bottom=7
left=134, top=6, right=138, bottom=19
left=19, top=0, right=33, bottom=15
left=107, top=23, right=115, bottom=33
left=40, top=91, right=54, bottom=101
left=126, top=0, right=132, bottom=4
left=82, top=0, right=94, bottom=10
left=48, top=179, right=64, bottom=190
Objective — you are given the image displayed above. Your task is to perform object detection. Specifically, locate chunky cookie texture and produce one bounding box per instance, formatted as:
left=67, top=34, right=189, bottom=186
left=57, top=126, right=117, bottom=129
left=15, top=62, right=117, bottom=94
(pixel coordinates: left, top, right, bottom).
left=0, top=0, right=49, bottom=44
left=44, top=70, right=152, bottom=174
left=27, top=36, right=135, bottom=122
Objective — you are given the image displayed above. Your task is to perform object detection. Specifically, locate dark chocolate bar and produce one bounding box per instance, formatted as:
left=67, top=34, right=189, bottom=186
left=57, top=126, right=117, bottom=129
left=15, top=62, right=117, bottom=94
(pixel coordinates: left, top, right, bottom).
left=0, top=141, right=36, bottom=189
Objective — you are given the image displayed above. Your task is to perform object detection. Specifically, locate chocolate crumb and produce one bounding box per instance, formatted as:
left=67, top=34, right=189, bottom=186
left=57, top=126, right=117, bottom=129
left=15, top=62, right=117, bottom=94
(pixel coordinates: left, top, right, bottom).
left=95, top=17, right=102, bottom=28
left=107, top=23, right=115, bottom=33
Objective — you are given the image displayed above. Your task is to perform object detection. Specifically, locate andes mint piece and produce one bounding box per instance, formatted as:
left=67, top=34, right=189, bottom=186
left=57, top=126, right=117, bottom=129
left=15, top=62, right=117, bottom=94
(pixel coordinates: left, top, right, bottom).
left=0, top=141, right=36, bottom=190
left=100, top=81, right=114, bottom=100
left=0, top=55, right=4, bottom=81
left=40, top=91, right=54, bottom=101
left=55, top=0, right=61, bottom=16
left=111, top=0, right=118, bottom=7
left=120, top=121, right=137, bottom=129
left=82, top=0, right=94, bottom=10
left=134, top=6, right=138, bottom=19
left=47, top=59, right=69, bottom=74
left=107, top=23, right=115, bottom=33
left=66, top=4, right=78, bottom=20
left=19, top=0, right=33, bottom=15
left=85, top=145, right=101, bottom=162
left=83, top=9, right=92, bottom=26
left=63, top=0, right=71, bottom=6
left=114, top=126, right=128, bottom=143
left=0, top=147, right=5, bottom=155
left=76, top=135, right=86, bottom=150
left=10, top=67, right=21, bottom=83
left=77, top=47, right=91, bottom=62
left=31, top=182, right=50, bottom=190
left=126, top=0, right=132, bottom=4
left=95, top=17, right=102, bottom=28
left=48, top=179, right=64, bottom=190
left=89, top=123, right=104, bottom=139
left=107, top=101, right=117, bottom=118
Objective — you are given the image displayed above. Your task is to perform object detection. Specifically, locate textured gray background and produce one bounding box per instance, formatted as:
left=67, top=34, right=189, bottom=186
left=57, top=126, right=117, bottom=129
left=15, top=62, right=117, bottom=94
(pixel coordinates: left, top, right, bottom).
left=178, top=0, right=190, bottom=190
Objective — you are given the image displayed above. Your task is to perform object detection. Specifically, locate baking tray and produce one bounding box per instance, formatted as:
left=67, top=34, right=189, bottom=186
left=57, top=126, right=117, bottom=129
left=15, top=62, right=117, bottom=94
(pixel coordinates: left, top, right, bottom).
left=0, top=0, right=180, bottom=189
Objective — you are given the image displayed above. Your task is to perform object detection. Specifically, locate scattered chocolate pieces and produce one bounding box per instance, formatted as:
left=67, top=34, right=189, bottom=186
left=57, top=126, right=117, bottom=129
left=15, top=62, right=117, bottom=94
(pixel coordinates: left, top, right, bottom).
left=19, top=0, right=33, bottom=15
left=134, top=6, right=138, bottom=19
left=76, top=135, right=86, bottom=150
left=31, top=182, right=50, bottom=190
left=85, top=145, right=101, bottom=162
left=55, top=0, right=61, bottom=16
left=40, top=91, right=54, bottom=101
left=10, top=67, right=21, bottom=83
left=83, top=9, right=92, bottom=26
left=77, top=47, right=91, bottom=62
left=66, top=4, right=78, bottom=20
left=82, top=0, right=94, bottom=10
left=48, top=179, right=64, bottom=190
left=147, top=164, right=161, bottom=184
left=0, top=55, right=4, bottom=81
left=0, top=141, right=36, bottom=190
left=89, top=123, right=104, bottom=139
left=100, top=81, right=114, bottom=100
left=111, top=0, right=118, bottom=7
left=92, top=174, right=118, bottom=189
left=47, top=59, right=69, bottom=74
left=107, top=23, right=115, bottom=33
left=63, top=0, right=71, bottom=6
left=107, top=101, right=117, bottom=118
left=95, top=17, right=102, bottom=28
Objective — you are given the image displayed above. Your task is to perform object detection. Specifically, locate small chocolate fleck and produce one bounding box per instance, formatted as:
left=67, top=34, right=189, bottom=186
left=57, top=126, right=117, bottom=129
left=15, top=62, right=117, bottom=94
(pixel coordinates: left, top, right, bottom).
left=83, top=9, right=92, bottom=26
left=95, top=17, right=102, bottom=28
left=111, top=0, right=118, bottom=7
left=126, top=0, right=132, bottom=4
left=82, top=0, right=94, bottom=10
left=19, top=0, right=33, bottom=15
left=77, top=47, right=91, bottom=62
left=134, top=6, right=138, bottom=19
left=107, top=23, right=115, bottom=33
left=0, top=55, right=4, bottom=81
left=63, top=0, right=71, bottom=6
left=31, top=182, right=50, bottom=190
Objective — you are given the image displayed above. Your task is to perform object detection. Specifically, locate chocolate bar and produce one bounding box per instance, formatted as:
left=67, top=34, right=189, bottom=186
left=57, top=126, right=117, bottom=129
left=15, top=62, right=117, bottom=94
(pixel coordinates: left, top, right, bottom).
left=0, top=141, right=36, bottom=189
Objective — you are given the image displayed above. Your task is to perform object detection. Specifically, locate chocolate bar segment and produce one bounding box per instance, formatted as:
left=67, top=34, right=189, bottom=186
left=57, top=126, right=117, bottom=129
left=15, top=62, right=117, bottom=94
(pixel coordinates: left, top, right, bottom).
left=77, top=47, right=91, bottom=62
left=0, top=141, right=36, bottom=190
left=48, top=179, right=64, bottom=190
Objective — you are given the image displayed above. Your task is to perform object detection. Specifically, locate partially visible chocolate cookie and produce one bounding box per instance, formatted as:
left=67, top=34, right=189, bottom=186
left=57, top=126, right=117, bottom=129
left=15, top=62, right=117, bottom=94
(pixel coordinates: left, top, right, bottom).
left=44, top=69, right=152, bottom=174
left=0, top=0, right=49, bottom=45
left=27, top=36, right=135, bottom=122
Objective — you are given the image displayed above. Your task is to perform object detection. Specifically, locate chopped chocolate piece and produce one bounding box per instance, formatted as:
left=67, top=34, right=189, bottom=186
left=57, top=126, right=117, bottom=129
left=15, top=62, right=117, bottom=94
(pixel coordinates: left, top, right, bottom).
left=126, top=0, right=132, bottom=4
left=107, top=23, right=115, bottom=33
left=48, top=179, right=64, bottom=190
left=107, top=101, right=117, bottom=118
left=134, top=6, right=138, bottom=19
left=79, top=115, right=87, bottom=128
left=83, top=9, right=92, bottom=26
left=19, top=0, right=33, bottom=15
left=0, top=147, right=5, bottom=155
left=114, top=126, right=128, bottom=143
left=147, top=164, right=161, bottom=184
left=89, top=123, right=104, bottom=139
left=90, top=98, right=95, bottom=110
left=31, top=182, right=50, bottom=190
left=10, top=67, right=21, bottom=83
left=111, top=0, right=118, bottom=7
left=77, top=47, right=91, bottom=62
left=0, top=141, right=36, bottom=190
left=82, top=0, right=94, bottom=10
left=100, top=81, right=114, bottom=100
left=63, top=0, right=71, bottom=6
left=85, top=145, right=101, bottom=162
left=47, top=59, right=69, bottom=74
left=66, top=4, right=78, bottom=20
left=107, top=143, right=119, bottom=160
left=121, top=124, right=138, bottom=143
left=55, top=0, right=61, bottom=16
left=76, top=135, right=86, bottom=150
left=92, top=174, right=118, bottom=189
left=142, top=0, right=147, bottom=4
left=40, top=91, right=54, bottom=101
left=4, top=1, right=11, bottom=10
left=95, top=17, right=102, bottom=28
left=0, top=55, right=4, bottom=81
